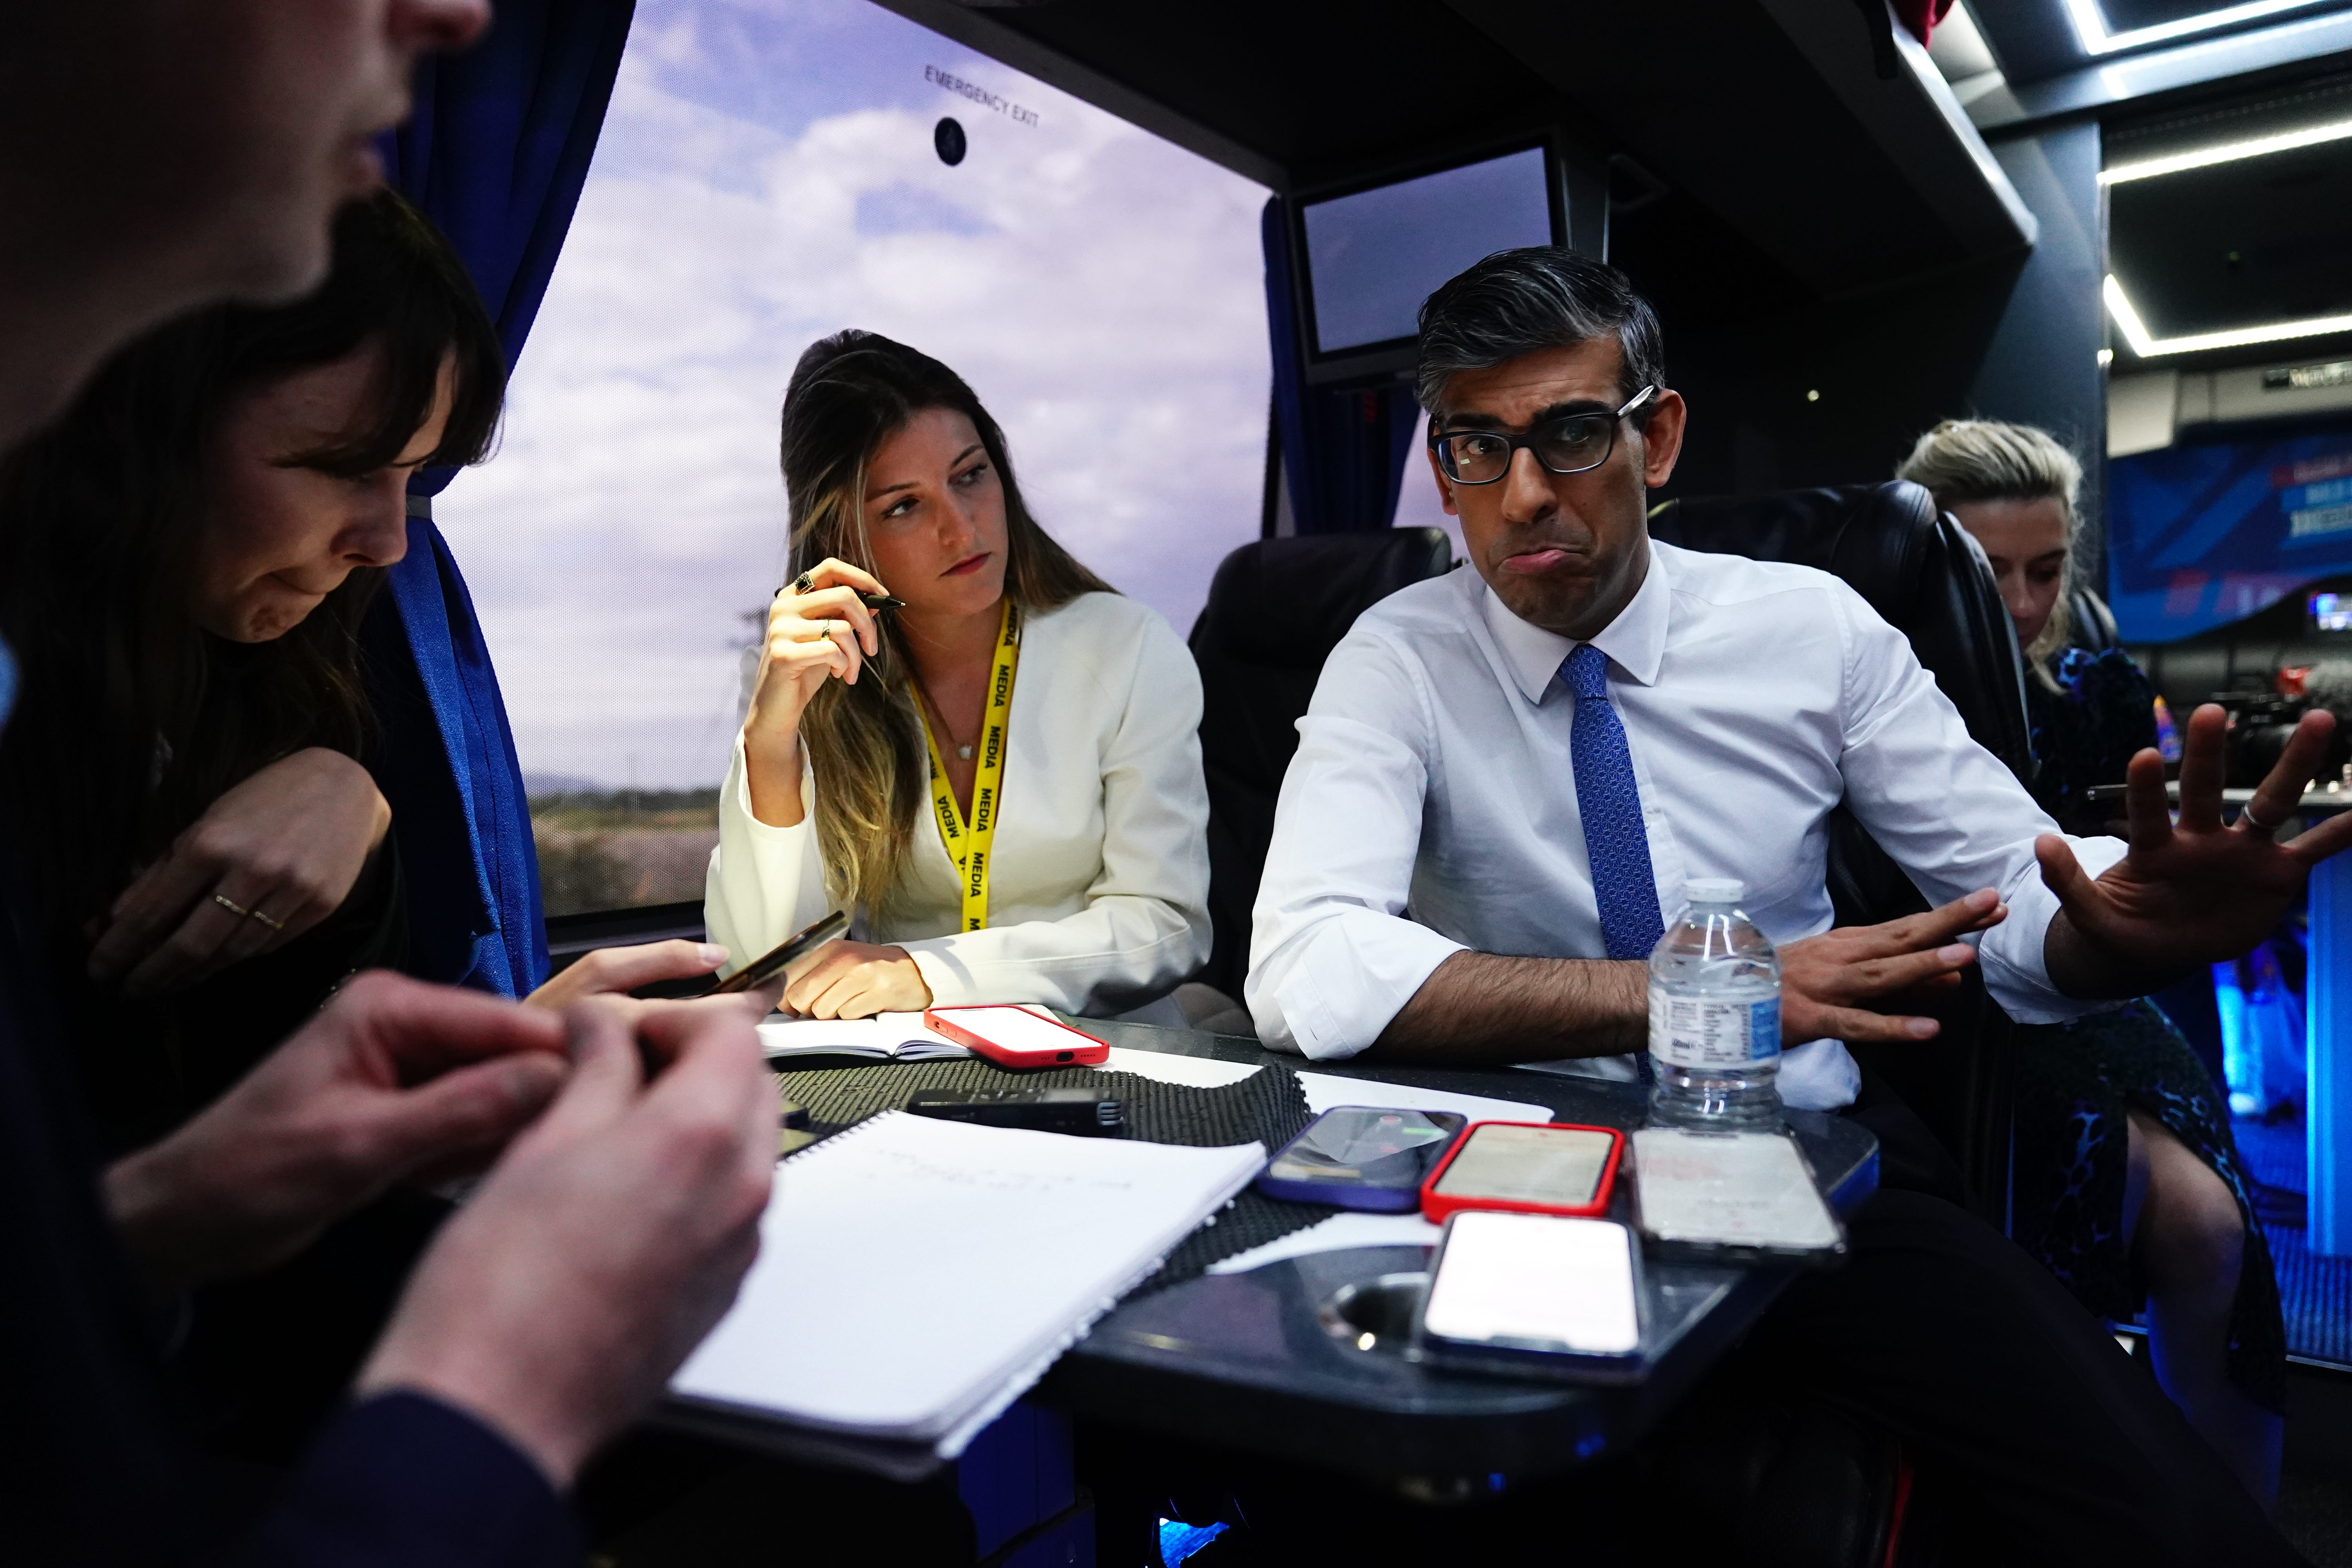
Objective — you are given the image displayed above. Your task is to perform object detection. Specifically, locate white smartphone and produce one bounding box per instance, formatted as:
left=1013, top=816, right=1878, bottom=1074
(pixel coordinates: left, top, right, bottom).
left=1417, top=1210, right=1643, bottom=1380
left=1629, top=1128, right=1846, bottom=1263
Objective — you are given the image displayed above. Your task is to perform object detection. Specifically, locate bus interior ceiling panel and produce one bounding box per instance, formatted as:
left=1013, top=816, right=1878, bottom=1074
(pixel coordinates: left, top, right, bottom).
left=876, top=0, right=1589, bottom=192
left=2108, top=83, right=2352, bottom=347
left=1969, top=0, right=2352, bottom=131
left=890, top=0, right=2031, bottom=300
left=1967, top=0, right=2092, bottom=84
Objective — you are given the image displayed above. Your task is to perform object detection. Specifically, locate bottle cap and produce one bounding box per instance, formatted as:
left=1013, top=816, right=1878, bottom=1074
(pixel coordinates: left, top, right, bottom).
left=1684, top=878, right=1744, bottom=904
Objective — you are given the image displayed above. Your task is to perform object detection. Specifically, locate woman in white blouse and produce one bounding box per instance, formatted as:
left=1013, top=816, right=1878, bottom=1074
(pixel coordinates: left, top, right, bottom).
left=704, top=330, right=1210, bottom=1022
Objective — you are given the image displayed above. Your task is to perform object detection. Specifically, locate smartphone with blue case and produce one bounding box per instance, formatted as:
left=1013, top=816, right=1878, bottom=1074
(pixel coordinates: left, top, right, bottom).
left=1257, top=1107, right=1468, bottom=1211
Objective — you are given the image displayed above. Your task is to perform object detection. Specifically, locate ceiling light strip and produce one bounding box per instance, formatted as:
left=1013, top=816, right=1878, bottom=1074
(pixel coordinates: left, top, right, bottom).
left=2105, top=274, right=2352, bottom=356
left=2102, top=115, right=2352, bottom=182
left=2064, top=0, right=2336, bottom=56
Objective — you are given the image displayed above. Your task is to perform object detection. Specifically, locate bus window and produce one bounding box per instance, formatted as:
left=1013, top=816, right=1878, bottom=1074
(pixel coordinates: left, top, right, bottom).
left=438, top=0, right=1271, bottom=917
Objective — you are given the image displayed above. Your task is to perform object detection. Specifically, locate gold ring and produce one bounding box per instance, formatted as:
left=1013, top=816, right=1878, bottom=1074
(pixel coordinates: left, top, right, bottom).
left=214, top=893, right=282, bottom=931
left=792, top=570, right=817, bottom=595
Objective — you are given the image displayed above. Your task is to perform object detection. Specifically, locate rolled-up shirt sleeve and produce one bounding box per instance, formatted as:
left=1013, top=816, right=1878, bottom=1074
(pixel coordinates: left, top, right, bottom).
left=1828, top=584, right=2127, bottom=1025
left=1246, top=635, right=1466, bottom=1059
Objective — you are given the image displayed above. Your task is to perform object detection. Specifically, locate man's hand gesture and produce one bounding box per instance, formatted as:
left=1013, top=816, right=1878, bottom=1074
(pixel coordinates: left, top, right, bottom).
left=2042, top=702, right=2352, bottom=997
left=1779, top=888, right=2005, bottom=1043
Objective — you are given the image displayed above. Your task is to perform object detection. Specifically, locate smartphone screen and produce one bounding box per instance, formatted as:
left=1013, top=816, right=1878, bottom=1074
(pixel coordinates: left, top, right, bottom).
left=1430, top=1123, right=1616, bottom=1207
left=1422, top=1211, right=1639, bottom=1355
left=1630, top=1129, right=1843, bottom=1253
left=1266, top=1108, right=1465, bottom=1190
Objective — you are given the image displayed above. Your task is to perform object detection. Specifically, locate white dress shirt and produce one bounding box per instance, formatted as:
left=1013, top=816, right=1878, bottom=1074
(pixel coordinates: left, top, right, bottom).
left=706, top=591, right=1212, bottom=1021
left=1244, top=539, right=2125, bottom=1110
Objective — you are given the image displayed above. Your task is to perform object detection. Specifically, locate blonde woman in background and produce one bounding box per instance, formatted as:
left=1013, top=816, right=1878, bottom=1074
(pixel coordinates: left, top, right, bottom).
left=1900, top=418, right=2285, bottom=1506
left=704, top=330, right=1210, bottom=1024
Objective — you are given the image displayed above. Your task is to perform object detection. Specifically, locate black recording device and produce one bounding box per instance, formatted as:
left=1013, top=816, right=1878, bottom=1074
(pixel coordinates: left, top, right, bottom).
left=2212, top=690, right=2311, bottom=789
left=904, top=1087, right=1125, bottom=1137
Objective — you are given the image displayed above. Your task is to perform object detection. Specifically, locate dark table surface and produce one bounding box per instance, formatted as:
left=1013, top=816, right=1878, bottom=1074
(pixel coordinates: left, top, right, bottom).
left=1036, top=1019, right=1878, bottom=1491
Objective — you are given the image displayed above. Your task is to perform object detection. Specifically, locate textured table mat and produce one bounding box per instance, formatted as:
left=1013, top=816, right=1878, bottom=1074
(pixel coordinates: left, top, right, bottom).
left=773, top=1057, right=1336, bottom=1287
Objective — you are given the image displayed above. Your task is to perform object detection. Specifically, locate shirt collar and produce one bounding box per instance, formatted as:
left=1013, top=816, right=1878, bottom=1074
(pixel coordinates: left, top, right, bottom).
left=1478, top=540, right=1672, bottom=704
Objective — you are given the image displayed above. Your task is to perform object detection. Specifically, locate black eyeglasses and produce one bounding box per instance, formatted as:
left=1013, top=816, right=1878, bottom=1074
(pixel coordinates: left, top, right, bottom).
left=1430, top=385, right=1659, bottom=486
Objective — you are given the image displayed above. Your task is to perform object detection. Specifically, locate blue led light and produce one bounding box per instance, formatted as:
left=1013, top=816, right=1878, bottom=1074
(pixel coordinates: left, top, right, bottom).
left=1158, top=1518, right=1230, bottom=1565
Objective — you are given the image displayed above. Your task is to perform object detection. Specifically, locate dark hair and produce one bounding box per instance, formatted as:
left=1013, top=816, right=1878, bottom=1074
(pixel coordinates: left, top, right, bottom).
left=1415, top=247, right=1667, bottom=419
left=779, top=330, right=1112, bottom=916
left=0, top=187, right=503, bottom=953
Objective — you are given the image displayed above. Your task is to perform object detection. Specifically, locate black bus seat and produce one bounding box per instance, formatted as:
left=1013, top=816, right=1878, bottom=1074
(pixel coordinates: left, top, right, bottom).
left=2070, top=585, right=2123, bottom=654
left=1185, top=528, right=1455, bottom=1013
left=1648, top=479, right=2031, bottom=1223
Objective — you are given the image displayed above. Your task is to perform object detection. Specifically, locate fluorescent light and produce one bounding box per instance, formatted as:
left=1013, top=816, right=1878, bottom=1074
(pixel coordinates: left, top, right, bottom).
left=2099, top=347, right=2115, bottom=365
left=2105, top=273, right=2352, bottom=356
left=2104, top=276, right=2157, bottom=355
left=2102, top=115, right=2352, bottom=182
left=2063, top=0, right=2337, bottom=55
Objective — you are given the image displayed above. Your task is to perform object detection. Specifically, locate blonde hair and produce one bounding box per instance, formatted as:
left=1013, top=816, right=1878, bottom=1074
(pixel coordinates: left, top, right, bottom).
left=1896, top=418, right=2083, bottom=684
left=779, top=331, right=1114, bottom=920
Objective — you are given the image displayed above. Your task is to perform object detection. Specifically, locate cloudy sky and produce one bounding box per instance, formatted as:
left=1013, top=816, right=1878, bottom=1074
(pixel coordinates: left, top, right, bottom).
left=437, top=0, right=1273, bottom=790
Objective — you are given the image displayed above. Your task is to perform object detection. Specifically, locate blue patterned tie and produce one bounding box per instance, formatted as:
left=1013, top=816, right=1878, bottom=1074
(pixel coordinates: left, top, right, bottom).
left=1564, top=645, right=1664, bottom=1083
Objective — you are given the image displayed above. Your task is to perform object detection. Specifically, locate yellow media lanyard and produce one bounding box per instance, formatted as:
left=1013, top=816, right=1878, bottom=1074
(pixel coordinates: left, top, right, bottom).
left=917, top=600, right=1021, bottom=931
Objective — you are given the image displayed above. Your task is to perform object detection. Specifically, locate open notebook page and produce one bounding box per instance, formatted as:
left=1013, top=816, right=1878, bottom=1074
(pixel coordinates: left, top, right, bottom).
left=670, top=1111, right=1263, bottom=1446
left=757, top=1012, right=965, bottom=1060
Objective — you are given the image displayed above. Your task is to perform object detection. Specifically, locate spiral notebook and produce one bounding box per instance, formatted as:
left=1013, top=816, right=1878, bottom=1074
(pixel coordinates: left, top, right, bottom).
left=669, top=1109, right=1264, bottom=1456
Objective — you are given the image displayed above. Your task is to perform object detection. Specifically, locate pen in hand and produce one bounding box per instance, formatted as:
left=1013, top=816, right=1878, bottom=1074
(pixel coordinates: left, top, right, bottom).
left=783, top=570, right=903, bottom=610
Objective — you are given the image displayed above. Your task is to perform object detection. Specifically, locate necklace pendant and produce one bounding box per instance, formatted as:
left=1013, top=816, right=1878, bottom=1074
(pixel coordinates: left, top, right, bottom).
left=958, top=744, right=974, bottom=760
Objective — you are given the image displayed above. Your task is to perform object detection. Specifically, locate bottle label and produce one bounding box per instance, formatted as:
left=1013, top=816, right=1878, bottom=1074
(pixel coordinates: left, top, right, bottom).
left=1648, top=991, right=1780, bottom=1069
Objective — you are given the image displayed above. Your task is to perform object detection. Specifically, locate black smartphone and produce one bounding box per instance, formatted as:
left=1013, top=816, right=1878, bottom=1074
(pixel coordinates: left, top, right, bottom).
left=714, top=909, right=850, bottom=994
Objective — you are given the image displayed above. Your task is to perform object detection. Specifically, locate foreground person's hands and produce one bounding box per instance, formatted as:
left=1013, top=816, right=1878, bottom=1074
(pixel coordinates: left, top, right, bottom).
left=1778, top=888, right=2006, bottom=1043
left=358, top=997, right=776, bottom=1487
left=781, top=937, right=932, bottom=1019
left=104, top=972, right=568, bottom=1293
left=88, top=747, right=391, bottom=997
left=2043, top=702, right=2352, bottom=997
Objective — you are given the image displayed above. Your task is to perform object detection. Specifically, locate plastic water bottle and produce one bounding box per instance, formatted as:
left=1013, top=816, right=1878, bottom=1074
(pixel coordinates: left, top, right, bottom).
left=1648, top=878, right=1783, bottom=1128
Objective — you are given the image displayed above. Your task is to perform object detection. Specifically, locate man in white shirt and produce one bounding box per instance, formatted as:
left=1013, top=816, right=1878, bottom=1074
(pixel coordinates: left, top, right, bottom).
left=1247, top=248, right=2323, bottom=1561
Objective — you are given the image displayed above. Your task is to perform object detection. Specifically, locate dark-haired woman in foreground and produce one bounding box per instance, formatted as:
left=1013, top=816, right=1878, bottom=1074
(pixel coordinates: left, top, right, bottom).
left=707, top=330, right=1209, bottom=1020
left=0, top=189, right=516, bottom=1156
left=0, top=188, right=730, bottom=1457
left=0, top=190, right=724, bottom=1161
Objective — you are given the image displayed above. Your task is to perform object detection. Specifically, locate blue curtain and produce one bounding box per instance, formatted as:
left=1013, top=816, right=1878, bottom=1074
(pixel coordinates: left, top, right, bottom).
left=370, top=0, right=636, bottom=994
left=1260, top=198, right=1421, bottom=535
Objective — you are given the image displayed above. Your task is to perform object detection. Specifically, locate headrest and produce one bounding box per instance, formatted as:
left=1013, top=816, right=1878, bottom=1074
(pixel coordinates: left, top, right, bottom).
left=1192, top=528, right=1455, bottom=671
left=1648, top=481, right=1942, bottom=627
left=2068, top=588, right=2122, bottom=654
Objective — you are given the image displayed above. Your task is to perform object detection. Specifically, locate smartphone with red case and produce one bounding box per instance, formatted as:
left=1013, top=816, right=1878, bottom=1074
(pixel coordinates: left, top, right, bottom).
left=1419, top=1121, right=1625, bottom=1224
left=923, top=1004, right=1110, bottom=1068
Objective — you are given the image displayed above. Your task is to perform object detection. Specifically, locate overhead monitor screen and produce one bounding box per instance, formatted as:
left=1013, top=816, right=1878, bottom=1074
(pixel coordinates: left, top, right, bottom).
left=1300, top=146, right=1554, bottom=356
left=2108, top=434, right=2352, bottom=641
